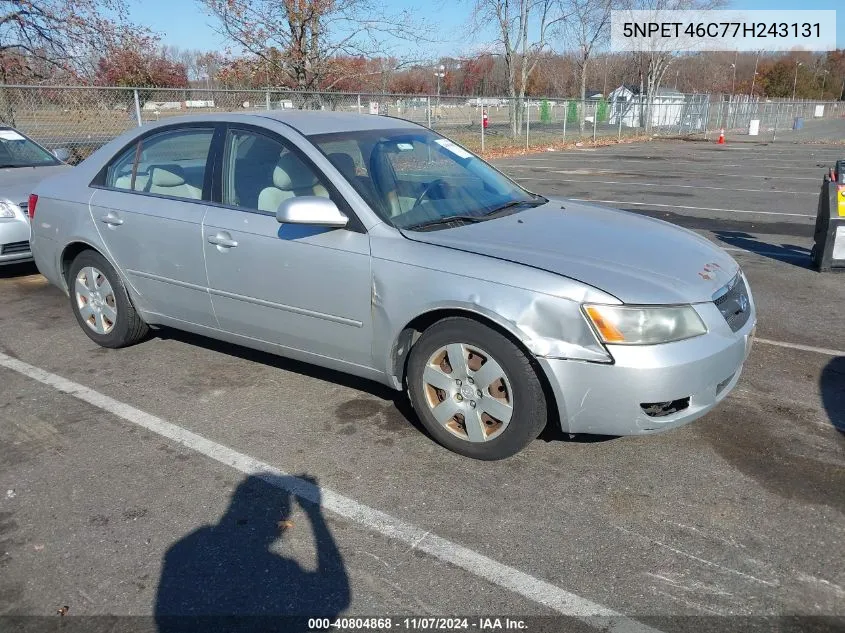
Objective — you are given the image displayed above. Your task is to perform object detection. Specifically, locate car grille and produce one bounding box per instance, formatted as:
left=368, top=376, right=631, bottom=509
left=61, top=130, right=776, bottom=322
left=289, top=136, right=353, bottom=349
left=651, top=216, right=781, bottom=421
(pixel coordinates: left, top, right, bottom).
left=714, top=275, right=751, bottom=333
left=1, top=240, right=30, bottom=255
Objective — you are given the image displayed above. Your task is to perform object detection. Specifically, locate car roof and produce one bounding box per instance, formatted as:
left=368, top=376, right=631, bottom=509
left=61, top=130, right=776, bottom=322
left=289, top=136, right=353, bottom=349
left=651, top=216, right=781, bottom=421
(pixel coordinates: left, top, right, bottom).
left=254, top=110, right=421, bottom=135
left=62, top=110, right=427, bottom=185
left=136, top=111, right=422, bottom=137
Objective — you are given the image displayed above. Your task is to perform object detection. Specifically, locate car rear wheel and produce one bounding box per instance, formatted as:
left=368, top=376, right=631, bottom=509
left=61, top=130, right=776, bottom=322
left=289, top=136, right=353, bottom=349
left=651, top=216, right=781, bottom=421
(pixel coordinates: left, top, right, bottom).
left=68, top=250, right=148, bottom=348
left=407, top=317, right=547, bottom=460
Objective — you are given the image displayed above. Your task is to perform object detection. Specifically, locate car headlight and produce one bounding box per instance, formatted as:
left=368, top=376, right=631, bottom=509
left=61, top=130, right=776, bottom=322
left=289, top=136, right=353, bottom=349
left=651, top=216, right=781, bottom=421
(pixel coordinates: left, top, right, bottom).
left=0, top=200, right=17, bottom=218
left=582, top=304, right=707, bottom=345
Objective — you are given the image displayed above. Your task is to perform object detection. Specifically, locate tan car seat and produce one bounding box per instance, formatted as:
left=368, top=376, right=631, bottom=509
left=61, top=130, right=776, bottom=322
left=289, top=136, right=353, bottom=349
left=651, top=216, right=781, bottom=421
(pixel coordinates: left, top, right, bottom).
left=258, top=152, right=329, bottom=213
left=145, top=165, right=202, bottom=199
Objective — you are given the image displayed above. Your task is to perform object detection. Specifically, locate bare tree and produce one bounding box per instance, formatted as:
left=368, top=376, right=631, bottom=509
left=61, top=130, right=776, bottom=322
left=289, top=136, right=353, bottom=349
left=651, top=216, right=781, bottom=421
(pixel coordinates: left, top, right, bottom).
left=158, top=46, right=207, bottom=84
left=199, top=0, right=426, bottom=96
left=0, top=0, right=139, bottom=80
left=471, top=0, right=567, bottom=137
left=196, top=51, right=227, bottom=89
left=562, top=0, right=611, bottom=131
left=623, top=0, right=723, bottom=129
left=0, top=0, right=140, bottom=123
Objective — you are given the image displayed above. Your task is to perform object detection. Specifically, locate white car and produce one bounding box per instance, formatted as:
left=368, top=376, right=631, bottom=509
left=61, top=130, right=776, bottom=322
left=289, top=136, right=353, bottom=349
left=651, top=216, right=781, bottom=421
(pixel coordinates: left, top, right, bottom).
left=0, top=126, right=69, bottom=265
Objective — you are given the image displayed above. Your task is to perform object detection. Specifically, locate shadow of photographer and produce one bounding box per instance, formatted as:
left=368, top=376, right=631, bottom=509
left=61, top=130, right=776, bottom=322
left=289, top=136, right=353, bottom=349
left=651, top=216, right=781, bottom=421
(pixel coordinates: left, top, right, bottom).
left=155, top=473, right=350, bottom=632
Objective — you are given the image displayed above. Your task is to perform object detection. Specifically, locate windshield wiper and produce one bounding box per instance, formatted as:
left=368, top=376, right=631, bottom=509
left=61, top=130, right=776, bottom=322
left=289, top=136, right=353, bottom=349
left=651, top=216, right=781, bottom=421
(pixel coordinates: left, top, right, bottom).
left=0, top=164, right=22, bottom=169
left=483, top=197, right=546, bottom=218
left=404, top=198, right=547, bottom=231
left=404, top=215, right=486, bottom=231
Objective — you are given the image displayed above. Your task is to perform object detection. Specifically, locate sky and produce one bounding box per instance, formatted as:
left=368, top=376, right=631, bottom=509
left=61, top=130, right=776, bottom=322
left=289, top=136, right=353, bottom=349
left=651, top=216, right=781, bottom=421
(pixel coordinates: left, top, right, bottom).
left=128, top=0, right=841, bottom=60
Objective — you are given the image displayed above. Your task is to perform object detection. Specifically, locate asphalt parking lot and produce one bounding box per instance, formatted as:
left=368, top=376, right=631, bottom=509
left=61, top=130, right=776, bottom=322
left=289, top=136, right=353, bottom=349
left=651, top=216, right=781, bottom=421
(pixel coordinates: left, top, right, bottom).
left=1, top=134, right=844, bottom=632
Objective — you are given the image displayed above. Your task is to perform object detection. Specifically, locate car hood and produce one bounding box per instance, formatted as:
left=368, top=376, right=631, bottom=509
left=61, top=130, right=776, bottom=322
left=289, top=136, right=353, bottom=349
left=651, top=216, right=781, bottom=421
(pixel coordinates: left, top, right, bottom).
left=399, top=199, right=739, bottom=304
left=0, top=165, right=71, bottom=205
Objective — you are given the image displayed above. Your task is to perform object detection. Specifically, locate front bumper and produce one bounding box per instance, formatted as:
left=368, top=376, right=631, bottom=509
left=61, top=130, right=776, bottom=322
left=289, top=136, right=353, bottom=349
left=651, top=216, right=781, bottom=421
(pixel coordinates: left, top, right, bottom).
left=0, top=217, right=32, bottom=264
left=538, top=301, right=756, bottom=436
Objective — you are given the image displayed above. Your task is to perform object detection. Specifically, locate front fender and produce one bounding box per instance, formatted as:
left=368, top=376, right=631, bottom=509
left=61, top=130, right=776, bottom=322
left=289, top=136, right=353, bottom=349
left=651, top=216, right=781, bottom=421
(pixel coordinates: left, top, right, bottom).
left=370, top=252, right=613, bottom=389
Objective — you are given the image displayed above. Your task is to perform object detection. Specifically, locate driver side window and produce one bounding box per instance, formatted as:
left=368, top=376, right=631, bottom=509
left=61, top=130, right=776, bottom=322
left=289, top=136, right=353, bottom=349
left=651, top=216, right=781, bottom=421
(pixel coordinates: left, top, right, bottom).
left=222, top=129, right=331, bottom=214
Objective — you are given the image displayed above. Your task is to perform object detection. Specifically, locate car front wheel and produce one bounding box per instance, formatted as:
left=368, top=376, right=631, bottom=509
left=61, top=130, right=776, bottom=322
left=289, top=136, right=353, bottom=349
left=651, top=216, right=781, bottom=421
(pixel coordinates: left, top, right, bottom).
left=407, top=317, right=547, bottom=460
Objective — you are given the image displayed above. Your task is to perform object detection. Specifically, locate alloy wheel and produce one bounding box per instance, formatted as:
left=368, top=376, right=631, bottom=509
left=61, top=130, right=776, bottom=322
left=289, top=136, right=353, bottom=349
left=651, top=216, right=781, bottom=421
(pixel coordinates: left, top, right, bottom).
left=421, top=343, right=514, bottom=442
left=74, top=266, right=117, bottom=335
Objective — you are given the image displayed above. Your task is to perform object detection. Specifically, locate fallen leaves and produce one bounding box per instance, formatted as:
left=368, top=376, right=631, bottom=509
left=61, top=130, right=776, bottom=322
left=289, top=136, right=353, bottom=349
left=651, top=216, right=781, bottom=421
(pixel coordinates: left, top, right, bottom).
left=458, top=134, right=653, bottom=160
left=277, top=519, right=294, bottom=532
left=57, top=606, right=69, bottom=616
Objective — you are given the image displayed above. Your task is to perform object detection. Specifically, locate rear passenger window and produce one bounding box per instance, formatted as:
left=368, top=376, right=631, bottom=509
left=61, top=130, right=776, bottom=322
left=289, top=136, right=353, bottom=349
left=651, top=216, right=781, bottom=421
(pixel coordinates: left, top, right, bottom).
left=222, top=129, right=331, bottom=214
left=105, top=128, right=213, bottom=201
left=106, top=143, right=139, bottom=191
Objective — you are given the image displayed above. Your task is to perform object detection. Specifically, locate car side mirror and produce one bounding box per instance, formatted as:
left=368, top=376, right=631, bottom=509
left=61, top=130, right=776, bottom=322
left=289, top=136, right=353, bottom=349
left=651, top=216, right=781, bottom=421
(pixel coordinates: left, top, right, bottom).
left=52, top=148, right=71, bottom=162
left=276, top=196, right=348, bottom=228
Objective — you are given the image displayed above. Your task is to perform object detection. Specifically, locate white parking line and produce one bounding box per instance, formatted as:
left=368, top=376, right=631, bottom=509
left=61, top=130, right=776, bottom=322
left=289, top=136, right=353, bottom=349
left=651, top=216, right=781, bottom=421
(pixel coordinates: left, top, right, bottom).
left=514, top=178, right=814, bottom=196
left=566, top=199, right=815, bottom=218
left=0, top=351, right=660, bottom=633
left=713, top=146, right=845, bottom=153
left=503, top=167, right=822, bottom=182
left=696, top=148, right=836, bottom=162
left=516, top=157, right=827, bottom=172
left=755, top=338, right=845, bottom=357
left=721, top=247, right=808, bottom=260
left=712, top=158, right=839, bottom=166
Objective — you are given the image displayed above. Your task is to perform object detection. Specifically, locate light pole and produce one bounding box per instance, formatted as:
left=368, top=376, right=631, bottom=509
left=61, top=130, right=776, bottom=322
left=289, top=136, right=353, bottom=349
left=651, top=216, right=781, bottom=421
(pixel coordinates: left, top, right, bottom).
left=749, top=51, right=760, bottom=98
left=726, top=52, right=737, bottom=128
left=730, top=50, right=738, bottom=95
left=602, top=56, right=609, bottom=96
left=434, top=64, right=445, bottom=103
left=792, top=61, right=803, bottom=101
left=433, top=63, right=446, bottom=123
left=820, top=70, right=829, bottom=100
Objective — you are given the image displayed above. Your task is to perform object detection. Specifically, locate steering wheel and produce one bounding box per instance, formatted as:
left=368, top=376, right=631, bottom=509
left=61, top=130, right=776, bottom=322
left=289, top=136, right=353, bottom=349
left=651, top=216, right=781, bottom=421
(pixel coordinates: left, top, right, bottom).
left=410, top=178, right=449, bottom=212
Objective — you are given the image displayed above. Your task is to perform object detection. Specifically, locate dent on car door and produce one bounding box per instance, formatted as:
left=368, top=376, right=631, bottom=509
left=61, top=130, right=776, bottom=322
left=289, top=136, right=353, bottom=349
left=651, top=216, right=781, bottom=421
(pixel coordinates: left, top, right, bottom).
left=202, top=127, right=373, bottom=368
left=89, top=126, right=217, bottom=327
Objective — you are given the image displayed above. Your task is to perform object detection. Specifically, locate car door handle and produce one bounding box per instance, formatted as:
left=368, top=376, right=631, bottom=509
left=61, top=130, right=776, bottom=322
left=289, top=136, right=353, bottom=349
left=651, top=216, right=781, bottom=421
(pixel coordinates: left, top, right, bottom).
left=100, top=213, right=123, bottom=226
left=207, top=233, right=238, bottom=248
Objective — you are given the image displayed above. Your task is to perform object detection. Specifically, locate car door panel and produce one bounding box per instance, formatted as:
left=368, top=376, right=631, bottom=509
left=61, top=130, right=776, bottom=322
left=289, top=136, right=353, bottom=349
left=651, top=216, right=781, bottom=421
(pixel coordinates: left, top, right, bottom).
left=90, top=126, right=217, bottom=327
left=89, top=190, right=215, bottom=327
left=203, top=210, right=372, bottom=365
left=202, top=126, right=374, bottom=368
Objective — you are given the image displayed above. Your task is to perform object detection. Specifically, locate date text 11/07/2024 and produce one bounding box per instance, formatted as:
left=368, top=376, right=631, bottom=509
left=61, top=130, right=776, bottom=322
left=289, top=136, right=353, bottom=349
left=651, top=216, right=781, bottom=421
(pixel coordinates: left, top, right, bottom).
left=308, top=617, right=529, bottom=631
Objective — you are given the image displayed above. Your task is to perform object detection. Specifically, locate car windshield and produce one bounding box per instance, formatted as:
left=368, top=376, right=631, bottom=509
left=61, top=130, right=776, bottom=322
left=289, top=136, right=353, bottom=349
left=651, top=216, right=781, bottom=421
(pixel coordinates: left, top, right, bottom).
left=0, top=129, right=59, bottom=168
left=309, top=128, right=544, bottom=230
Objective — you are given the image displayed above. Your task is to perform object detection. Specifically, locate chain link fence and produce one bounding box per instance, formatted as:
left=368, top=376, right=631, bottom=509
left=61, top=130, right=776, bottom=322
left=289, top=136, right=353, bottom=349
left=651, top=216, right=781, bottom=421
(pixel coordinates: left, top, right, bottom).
left=0, top=85, right=842, bottom=163
left=700, top=95, right=845, bottom=143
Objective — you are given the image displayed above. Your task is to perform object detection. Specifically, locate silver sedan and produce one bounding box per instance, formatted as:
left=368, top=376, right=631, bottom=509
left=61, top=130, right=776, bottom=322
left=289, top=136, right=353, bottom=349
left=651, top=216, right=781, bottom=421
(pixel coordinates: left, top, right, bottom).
left=30, top=112, right=755, bottom=459
left=0, top=127, right=69, bottom=265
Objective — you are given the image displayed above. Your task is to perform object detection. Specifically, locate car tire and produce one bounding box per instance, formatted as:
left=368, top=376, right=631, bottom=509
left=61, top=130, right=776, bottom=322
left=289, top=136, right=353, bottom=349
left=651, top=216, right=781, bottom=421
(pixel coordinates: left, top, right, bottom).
left=407, top=317, right=547, bottom=460
left=68, top=250, right=149, bottom=348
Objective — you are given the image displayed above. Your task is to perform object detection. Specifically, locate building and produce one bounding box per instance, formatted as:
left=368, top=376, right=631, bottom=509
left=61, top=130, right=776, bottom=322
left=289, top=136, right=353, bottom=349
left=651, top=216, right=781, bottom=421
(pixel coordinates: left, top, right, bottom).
left=608, top=85, right=687, bottom=128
